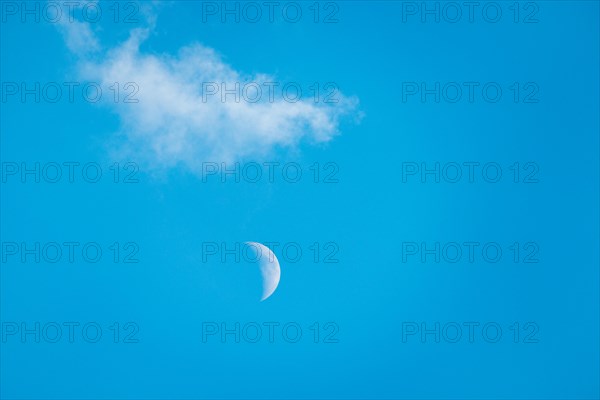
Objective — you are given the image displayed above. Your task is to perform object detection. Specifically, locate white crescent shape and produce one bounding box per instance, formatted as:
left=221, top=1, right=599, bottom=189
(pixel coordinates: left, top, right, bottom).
left=245, top=242, right=281, bottom=301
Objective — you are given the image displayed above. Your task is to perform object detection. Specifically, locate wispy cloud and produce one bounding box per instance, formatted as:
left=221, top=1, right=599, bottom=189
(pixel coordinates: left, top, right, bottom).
left=57, top=4, right=360, bottom=172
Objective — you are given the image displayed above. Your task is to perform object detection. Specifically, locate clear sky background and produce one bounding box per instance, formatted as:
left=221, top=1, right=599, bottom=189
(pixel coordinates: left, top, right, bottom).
left=1, top=1, right=599, bottom=399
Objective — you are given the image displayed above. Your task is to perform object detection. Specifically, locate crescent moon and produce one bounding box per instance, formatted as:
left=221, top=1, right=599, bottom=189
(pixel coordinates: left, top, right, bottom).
left=245, top=242, right=281, bottom=301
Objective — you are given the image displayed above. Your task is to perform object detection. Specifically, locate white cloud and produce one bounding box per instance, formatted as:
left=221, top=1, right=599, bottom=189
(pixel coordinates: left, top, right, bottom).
left=56, top=1, right=101, bottom=55
left=57, top=19, right=100, bottom=54
left=58, top=7, right=360, bottom=172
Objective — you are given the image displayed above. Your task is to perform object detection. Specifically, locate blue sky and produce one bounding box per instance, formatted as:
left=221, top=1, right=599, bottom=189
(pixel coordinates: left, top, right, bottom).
left=1, top=1, right=599, bottom=399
